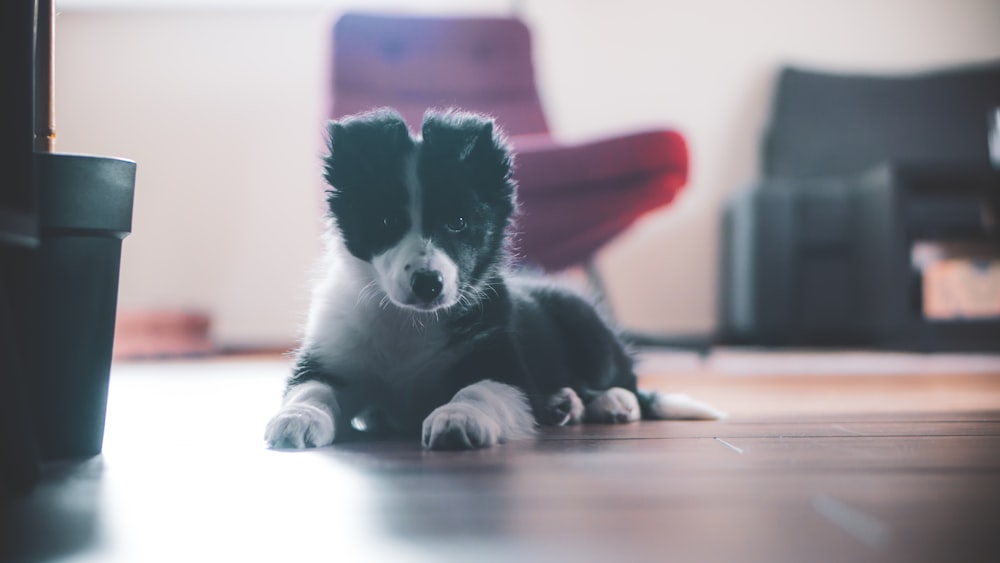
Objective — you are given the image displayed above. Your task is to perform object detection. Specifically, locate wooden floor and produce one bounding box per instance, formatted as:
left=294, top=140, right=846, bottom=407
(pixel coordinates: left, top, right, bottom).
left=3, top=350, right=1000, bottom=563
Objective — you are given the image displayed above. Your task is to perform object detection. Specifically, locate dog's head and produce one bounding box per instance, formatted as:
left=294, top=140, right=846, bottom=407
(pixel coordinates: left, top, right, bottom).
left=324, top=108, right=516, bottom=312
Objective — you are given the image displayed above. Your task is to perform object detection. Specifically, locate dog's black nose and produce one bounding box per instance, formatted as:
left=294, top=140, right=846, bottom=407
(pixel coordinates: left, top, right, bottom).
left=410, top=269, right=444, bottom=303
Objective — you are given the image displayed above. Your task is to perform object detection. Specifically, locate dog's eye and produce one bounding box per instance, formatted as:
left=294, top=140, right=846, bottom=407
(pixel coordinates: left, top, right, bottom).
left=381, top=216, right=396, bottom=229
left=446, top=216, right=467, bottom=233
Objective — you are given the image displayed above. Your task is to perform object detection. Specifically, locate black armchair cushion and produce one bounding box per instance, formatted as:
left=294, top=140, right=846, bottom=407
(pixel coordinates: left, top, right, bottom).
left=763, top=61, right=1000, bottom=178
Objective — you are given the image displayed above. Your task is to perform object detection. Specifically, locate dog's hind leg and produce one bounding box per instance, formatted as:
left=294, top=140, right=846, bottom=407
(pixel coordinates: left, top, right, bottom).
left=583, top=387, right=641, bottom=423
left=538, top=387, right=585, bottom=426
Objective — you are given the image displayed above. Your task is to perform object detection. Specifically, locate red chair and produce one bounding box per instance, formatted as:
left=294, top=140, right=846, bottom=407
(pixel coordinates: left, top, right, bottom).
left=330, top=12, right=688, bottom=272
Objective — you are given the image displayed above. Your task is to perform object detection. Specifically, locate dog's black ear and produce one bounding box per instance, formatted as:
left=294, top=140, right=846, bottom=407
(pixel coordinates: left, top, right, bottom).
left=324, top=108, right=414, bottom=191
left=421, top=109, right=514, bottom=183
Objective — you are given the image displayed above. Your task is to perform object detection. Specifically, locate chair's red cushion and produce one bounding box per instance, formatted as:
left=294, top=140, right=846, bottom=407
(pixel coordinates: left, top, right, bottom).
left=512, top=130, right=688, bottom=271
left=512, top=129, right=687, bottom=189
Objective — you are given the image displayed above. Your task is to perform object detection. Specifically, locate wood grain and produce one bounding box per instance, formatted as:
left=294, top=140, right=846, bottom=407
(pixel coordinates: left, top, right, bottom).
left=2, top=354, right=999, bottom=563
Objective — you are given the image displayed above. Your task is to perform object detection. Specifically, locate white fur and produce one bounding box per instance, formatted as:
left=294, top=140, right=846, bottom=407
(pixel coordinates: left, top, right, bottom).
left=646, top=392, right=727, bottom=420
left=302, top=229, right=457, bottom=385
left=422, top=380, right=535, bottom=449
left=264, top=380, right=339, bottom=448
left=584, top=387, right=641, bottom=423
left=405, top=152, right=422, bottom=234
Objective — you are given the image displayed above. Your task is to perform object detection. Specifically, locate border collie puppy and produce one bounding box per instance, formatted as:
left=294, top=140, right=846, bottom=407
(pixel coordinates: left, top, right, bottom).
left=264, top=108, right=723, bottom=451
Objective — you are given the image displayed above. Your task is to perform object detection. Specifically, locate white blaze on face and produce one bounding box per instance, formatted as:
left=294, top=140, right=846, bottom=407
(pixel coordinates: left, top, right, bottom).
left=371, top=153, right=459, bottom=311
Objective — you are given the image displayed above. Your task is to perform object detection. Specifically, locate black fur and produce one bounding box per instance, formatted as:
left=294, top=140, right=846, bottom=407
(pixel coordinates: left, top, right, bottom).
left=325, top=108, right=416, bottom=261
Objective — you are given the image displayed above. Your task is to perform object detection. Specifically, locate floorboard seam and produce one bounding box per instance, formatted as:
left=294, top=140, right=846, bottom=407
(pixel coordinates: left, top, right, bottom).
left=714, top=437, right=745, bottom=454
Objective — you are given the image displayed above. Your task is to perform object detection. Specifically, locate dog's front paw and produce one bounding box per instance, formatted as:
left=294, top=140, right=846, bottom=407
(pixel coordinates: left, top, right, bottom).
left=422, top=403, right=501, bottom=450
left=264, top=403, right=335, bottom=449
left=584, top=387, right=641, bottom=424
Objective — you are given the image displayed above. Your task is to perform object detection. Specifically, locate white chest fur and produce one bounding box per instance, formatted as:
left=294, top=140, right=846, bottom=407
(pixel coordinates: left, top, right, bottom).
left=301, top=243, right=459, bottom=387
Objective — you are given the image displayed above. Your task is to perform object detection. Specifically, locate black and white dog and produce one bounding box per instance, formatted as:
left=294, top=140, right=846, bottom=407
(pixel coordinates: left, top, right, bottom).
left=264, top=108, right=722, bottom=451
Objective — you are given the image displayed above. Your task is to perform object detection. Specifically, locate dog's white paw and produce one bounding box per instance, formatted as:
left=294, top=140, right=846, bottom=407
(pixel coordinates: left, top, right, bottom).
left=542, top=387, right=584, bottom=426
left=422, top=403, right=501, bottom=450
left=264, top=403, right=335, bottom=449
left=584, top=387, right=641, bottom=424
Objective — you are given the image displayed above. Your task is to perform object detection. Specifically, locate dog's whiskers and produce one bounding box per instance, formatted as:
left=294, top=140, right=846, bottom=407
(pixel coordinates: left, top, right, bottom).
left=481, top=281, right=499, bottom=300
left=356, top=280, right=381, bottom=308
left=456, top=282, right=493, bottom=316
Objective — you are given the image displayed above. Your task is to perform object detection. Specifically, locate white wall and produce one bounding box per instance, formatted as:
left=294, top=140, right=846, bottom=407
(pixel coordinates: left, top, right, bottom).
left=56, top=10, right=332, bottom=347
left=54, top=0, right=1000, bottom=347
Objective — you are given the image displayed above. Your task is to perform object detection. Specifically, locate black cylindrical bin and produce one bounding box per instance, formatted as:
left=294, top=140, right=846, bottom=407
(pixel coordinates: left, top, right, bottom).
left=32, top=152, right=135, bottom=460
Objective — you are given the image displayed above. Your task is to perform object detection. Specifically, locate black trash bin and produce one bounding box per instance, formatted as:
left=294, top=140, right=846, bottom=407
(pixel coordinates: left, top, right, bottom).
left=29, top=152, right=136, bottom=460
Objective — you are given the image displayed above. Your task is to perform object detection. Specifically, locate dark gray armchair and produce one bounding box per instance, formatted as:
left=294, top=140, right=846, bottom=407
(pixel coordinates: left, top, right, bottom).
left=719, top=61, right=1000, bottom=350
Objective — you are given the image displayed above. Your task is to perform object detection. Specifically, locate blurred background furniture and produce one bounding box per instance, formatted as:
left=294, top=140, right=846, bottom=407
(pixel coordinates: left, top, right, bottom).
left=330, top=12, right=689, bottom=273
left=2, top=0, right=136, bottom=499
left=719, top=61, right=1000, bottom=351
left=1, top=0, right=44, bottom=498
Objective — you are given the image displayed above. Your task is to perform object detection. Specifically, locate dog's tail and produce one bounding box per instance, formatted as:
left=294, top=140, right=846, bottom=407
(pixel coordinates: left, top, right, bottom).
left=636, top=389, right=727, bottom=420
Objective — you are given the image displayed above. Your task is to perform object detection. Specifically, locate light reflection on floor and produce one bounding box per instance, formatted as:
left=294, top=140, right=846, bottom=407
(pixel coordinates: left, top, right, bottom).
left=91, top=359, right=425, bottom=562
